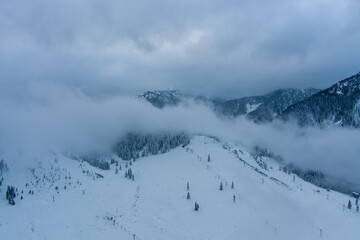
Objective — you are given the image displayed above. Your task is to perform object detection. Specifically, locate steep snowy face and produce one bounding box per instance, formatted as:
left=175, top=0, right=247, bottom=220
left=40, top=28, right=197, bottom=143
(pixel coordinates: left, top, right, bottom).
left=329, top=74, right=360, bottom=96
left=280, top=73, right=360, bottom=127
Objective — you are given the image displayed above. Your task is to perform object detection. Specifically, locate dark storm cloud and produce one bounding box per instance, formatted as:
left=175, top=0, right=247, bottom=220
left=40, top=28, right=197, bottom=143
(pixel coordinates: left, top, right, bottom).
left=0, top=0, right=360, bottom=98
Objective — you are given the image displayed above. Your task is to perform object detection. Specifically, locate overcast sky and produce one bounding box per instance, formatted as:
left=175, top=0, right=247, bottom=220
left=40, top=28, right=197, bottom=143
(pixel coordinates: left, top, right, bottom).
left=1, top=0, right=360, bottom=99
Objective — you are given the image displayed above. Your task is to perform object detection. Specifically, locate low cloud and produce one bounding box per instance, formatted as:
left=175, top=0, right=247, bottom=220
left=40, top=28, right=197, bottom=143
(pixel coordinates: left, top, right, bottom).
left=1, top=83, right=359, bottom=186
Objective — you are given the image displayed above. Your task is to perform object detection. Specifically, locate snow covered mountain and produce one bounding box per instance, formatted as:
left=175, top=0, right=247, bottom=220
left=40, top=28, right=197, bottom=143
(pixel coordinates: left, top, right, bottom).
left=1, top=135, right=359, bottom=239
left=215, top=88, right=320, bottom=122
left=280, top=73, right=360, bottom=127
left=139, top=72, right=360, bottom=129
left=139, top=90, right=184, bottom=108
left=139, top=88, right=320, bottom=123
left=138, top=89, right=216, bottom=109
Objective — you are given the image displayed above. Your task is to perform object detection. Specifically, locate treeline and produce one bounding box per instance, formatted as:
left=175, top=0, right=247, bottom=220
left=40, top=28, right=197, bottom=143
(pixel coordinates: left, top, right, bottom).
left=284, top=163, right=360, bottom=194
left=114, top=133, right=190, bottom=160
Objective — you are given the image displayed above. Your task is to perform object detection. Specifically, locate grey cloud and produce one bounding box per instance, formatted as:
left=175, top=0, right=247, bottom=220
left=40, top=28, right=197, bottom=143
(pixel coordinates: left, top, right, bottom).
left=1, top=0, right=360, bottom=98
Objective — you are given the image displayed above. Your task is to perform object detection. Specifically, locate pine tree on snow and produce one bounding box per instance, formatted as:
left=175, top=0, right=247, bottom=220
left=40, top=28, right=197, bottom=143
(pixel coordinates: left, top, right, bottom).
left=220, top=182, right=223, bottom=191
left=231, top=181, right=234, bottom=189
left=348, top=200, right=352, bottom=209
left=208, top=154, right=210, bottom=162
left=187, top=192, right=190, bottom=199
left=187, top=182, right=189, bottom=191
left=194, top=202, right=199, bottom=211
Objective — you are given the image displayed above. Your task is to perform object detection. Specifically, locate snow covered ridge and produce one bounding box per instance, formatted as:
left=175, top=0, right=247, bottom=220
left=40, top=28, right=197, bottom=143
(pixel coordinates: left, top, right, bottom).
left=1, top=135, right=359, bottom=239
left=280, top=72, right=360, bottom=127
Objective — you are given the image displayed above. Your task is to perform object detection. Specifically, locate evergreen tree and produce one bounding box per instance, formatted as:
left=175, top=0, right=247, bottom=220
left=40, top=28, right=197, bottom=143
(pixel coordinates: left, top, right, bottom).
left=194, top=202, right=199, bottom=211
left=231, top=181, right=234, bottom=189
left=6, top=185, right=16, bottom=205
left=357, top=205, right=359, bottom=212
left=187, top=192, right=190, bottom=199
left=348, top=200, right=352, bottom=209
left=233, top=194, right=236, bottom=203
left=208, top=154, right=210, bottom=162
left=187, top=182, right=189, bottom=191
left=115, top=168, right=118, bottom=174
left=125, top=171, right=128, bottom=178
left=220, top=182, right=223, bottom=191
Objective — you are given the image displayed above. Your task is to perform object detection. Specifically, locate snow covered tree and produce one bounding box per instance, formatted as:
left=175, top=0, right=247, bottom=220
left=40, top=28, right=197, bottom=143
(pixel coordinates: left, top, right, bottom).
left=6, top=185, right=16, bottom=205
left=187, top=192, right=190, bottom=199
left=220, top=182, right=223, bottom=191
left=348, top=200, right=352, bottom=209
left=114, top=133, right=190, bottom=160
left=194, top=202, right=199, bottom=211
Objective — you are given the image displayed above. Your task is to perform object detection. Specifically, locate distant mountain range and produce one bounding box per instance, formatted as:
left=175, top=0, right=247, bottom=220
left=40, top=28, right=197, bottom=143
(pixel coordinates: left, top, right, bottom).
left=214, top=88, right=320, bottom=122
left=139, top=72, right=360, bottom=128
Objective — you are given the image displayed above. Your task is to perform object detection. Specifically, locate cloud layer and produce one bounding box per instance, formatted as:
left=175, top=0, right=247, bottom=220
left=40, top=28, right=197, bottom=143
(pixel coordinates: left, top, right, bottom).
left=1, top=83, right=359, bottom=185
left=1, top=0, right=360, bottom=98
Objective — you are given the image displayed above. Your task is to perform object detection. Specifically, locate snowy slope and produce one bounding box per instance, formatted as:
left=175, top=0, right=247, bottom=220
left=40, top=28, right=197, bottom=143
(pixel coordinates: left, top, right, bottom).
left=0, top=136, right=359, bottom=240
